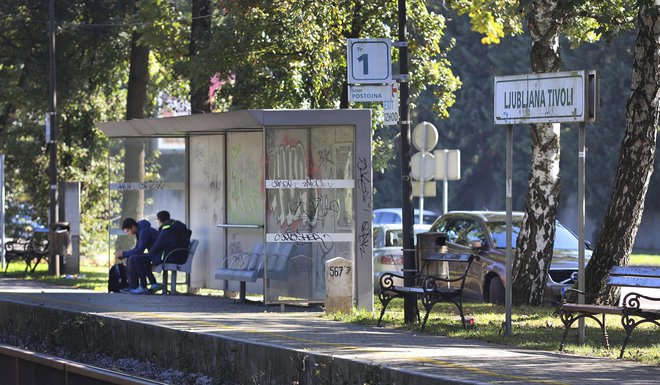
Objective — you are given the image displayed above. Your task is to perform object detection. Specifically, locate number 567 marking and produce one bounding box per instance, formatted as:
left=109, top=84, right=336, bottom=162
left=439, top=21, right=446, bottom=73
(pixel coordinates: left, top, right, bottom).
left=329, top=266, right=351, bottom=277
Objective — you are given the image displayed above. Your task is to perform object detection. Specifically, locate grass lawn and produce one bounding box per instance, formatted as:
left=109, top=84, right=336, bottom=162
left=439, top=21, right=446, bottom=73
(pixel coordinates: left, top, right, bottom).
left=330, top=300, right=660, bottom=365
left=1, top=260, right=191, bottom=293
left=629, top=253, right=660, bottom=266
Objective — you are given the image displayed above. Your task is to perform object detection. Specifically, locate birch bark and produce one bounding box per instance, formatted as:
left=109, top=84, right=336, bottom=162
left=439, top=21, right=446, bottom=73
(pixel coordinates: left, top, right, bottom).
left=512, top=0, right=562, bottom=305
left=586, top=2, right=659, bottom=304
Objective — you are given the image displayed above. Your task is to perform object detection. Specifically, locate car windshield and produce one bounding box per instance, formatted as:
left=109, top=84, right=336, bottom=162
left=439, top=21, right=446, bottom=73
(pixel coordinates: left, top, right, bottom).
left=487, top=221, right=580, bottom=250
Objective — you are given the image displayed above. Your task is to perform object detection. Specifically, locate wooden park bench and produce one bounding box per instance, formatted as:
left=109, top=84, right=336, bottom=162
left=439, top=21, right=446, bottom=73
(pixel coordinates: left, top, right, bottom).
left=377, top=233, right=479, bottom=331
left=558, top=265, right=660, bottom=358
left=214, top=242, right=293, bottom=302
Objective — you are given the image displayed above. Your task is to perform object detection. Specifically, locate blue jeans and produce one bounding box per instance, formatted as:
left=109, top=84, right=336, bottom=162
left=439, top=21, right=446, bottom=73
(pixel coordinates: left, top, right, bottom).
left=128, top=255, right=159, bottom=289
left=133, top=254, right=162, bottom=289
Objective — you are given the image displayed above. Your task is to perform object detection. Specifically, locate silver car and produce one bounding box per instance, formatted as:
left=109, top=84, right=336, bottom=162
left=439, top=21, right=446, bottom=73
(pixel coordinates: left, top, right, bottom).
left=427, top=211, right=591, bottom=304
left=373, top=224, right=431, bottom=289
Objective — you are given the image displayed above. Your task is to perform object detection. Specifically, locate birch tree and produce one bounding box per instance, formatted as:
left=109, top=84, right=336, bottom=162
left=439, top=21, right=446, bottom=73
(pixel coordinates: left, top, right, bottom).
left=586, top=1, right=659, bottom=304
left=447, top=0, right=634, bottom=305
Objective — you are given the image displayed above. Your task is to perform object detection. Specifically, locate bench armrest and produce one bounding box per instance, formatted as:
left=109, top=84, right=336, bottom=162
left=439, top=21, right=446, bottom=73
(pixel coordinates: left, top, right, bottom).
left=162, top=247, right=191, bottom=264
left=560, top=288, right=601, bottom=304
left=379, top=272, right=404, bottom=290
left=218, top=252, right=255, bottom=269
left=555, top=288, right=602, bottom=315
left=379, top=271, right=422, bottom=289
left=622, top=291, right=660, bottom=310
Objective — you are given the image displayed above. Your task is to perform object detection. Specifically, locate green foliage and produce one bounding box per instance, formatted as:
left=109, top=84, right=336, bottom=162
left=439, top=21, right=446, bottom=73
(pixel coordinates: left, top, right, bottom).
left=446, top=0, right=523, bottom=44
left=183, top=0, right=460, bottom=125
left=372, top=4, right=653, bottom=244
left=445, top=0, right=635, bottom=47
left=0, top=0, right=193, bottom=258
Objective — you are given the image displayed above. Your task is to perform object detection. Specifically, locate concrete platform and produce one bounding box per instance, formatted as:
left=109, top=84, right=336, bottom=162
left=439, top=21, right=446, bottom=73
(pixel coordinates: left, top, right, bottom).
left=0, top=278, right=658, bottom=385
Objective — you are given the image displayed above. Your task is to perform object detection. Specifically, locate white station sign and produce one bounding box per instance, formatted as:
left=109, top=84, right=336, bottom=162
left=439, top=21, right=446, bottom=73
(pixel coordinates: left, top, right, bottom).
left=348, top=84, right=393, bottom=102
left=347, top=38, right=392, bottom=84
left=494, top=71, right=588, bottom=124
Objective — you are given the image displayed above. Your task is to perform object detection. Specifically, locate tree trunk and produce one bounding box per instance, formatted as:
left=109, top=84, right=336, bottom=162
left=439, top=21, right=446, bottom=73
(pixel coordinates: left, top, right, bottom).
left=120, top=29, right=149, bottom=225
left=190, top=0, right=211, bottom=114
left=511, top=0, right=562, bottom=306
left=586, top=2, right=659, bottom=305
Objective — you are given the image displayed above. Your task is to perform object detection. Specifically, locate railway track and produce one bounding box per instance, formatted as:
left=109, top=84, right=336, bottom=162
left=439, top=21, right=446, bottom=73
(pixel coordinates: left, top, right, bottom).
left=0, top=343, right=168, bottom=385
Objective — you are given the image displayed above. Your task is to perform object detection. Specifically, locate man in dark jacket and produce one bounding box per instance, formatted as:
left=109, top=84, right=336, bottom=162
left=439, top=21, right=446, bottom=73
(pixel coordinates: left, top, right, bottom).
left=131, top=210, right=191, bottom=295
left=115, top=218, right=161, bottom=293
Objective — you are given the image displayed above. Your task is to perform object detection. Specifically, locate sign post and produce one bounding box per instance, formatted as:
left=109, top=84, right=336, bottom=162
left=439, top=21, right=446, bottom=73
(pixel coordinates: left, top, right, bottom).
left=493, top=70, right=597, bottom=336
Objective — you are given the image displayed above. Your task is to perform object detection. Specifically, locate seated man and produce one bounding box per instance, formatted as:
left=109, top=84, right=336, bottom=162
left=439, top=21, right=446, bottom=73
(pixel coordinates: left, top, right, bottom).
left=131, top=210, right=191, bottom=295
left=115, top=218, right=161, bottom=293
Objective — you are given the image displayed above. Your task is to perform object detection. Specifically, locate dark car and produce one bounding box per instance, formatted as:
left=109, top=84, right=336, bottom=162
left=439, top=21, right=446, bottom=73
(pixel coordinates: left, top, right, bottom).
left=427, top=211, right=591, bottom=304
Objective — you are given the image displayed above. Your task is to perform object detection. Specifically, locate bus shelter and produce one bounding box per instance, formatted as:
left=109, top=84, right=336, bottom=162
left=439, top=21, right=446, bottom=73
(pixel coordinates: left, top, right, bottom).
left=99, top=109, right=374, bottom=310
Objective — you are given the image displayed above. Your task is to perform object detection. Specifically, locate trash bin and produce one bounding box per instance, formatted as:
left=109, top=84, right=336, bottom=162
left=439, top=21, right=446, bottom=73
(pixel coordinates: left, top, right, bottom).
left=416, top=231, right=447, bottom=276
left=49, top=222, right=77, bottom=275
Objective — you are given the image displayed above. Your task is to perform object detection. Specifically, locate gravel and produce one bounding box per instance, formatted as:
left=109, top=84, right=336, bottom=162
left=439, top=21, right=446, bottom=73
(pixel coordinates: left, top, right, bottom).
left=0, top=334, right=217, bottom=385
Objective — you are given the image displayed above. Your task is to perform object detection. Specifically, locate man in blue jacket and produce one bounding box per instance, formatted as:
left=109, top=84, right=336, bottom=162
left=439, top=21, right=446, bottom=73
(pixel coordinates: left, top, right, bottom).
left=131, top=210, right=191, bottom=295
left=115, top=218, right=162, bottom=293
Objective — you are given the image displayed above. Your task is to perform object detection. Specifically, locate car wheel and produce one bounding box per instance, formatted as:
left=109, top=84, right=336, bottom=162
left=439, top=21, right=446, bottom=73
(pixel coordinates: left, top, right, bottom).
left=488, top=277, right=505, bottom=305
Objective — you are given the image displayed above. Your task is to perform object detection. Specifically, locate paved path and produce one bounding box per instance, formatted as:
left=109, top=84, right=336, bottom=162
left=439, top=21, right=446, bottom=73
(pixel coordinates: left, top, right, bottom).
left=0, top=278, right=658, bottom=384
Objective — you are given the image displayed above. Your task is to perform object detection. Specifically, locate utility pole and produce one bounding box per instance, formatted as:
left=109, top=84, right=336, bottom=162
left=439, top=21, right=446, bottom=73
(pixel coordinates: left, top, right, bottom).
left=48, top=0, right=58, bottom=225
left=397, top=0, right=415, bottom=324
left=48, top=0, right=59, bottom=276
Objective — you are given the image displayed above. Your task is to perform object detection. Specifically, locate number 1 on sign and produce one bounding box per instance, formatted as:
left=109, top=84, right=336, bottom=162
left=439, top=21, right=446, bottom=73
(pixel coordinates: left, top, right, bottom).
left=357, top=54, right=369, bottom=75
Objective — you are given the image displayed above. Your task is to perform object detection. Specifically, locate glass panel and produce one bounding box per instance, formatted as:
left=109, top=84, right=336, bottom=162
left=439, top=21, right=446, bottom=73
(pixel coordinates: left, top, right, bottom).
left=108, top=137, right=187, bottom=263
left=188, top=135, right=225, bottom=288
left=264, top=125, right=355, bottom=303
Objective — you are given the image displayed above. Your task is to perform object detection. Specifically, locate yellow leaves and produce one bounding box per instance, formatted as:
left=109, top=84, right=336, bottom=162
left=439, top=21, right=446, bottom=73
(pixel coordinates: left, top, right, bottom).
left=468, top=9, right=505, bottom=45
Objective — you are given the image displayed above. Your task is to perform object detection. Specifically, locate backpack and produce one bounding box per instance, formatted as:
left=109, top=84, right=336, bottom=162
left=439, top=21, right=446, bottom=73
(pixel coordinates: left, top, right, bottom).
left=108, top=263, right=129, bottom=293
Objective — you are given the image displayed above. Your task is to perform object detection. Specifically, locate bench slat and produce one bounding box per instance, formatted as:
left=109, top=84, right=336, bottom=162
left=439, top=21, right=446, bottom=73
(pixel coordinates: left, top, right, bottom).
left=610, top=266, right=660, bottom=278
left=561, top=304, right=624, bottom=315
left=606, top=276, right=660, bottom=289
left=387, top=286, right=424, bottom=294
left=421, top=253, right=472, bottom=263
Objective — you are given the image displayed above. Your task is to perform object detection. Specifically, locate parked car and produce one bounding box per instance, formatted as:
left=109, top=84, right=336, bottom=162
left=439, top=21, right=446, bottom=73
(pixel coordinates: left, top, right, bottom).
left=373, top=208, right=439, bottom=225
left=7, top=214, right=48, bottom=239
left=373, top=223, right=431, bottom=290
left=427, top=211, right=591, bottom=304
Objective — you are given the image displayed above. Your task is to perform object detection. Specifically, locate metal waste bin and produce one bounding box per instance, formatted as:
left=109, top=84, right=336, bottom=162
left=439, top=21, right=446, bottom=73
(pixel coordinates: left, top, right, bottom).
left=49, top=222, right=77, bottom=275
left=416, top=231, right=447, bottom=276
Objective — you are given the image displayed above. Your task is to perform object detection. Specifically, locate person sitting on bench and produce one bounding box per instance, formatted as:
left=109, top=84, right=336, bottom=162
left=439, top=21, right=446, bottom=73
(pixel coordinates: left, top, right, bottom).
left=115, top=218, right=162, bottom=294
left=131, top=210, right=191, bottom=295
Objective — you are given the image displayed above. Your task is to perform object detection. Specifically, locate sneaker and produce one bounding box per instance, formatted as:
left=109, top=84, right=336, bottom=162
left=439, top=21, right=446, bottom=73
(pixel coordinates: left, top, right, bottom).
left=130, top=287, right=149, bottom=295
left=149, top=283, right=163, bottom=293
left=119, top=287, right=132, bottom=294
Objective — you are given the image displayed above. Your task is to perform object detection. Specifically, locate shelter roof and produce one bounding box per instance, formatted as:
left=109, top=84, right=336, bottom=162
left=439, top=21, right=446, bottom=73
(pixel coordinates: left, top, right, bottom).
left=97, top=109, right=371, bottom=138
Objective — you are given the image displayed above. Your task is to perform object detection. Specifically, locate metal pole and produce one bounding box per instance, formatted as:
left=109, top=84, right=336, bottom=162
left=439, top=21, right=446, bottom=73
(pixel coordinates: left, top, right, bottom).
left=418, top=128, right=428, bottom=225
left=48, top=0, right=59, bottom=276
left=398, top=0, right=416, bottom=324
left=578, top=122, right=586, bottom=343
left=443, top=149, right=448, bottom=214
left=48, top=0, right=58, bottom=224
left=505, top=124, right=513, bottom=336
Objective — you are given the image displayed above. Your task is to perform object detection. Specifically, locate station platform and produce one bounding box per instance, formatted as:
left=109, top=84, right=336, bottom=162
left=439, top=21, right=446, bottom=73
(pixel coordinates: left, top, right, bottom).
left=0, top=278, right=658, bottom=385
